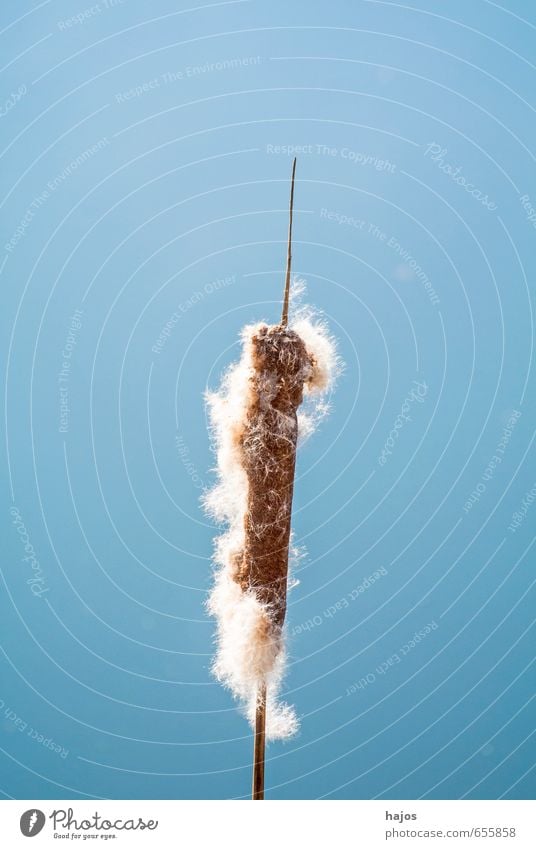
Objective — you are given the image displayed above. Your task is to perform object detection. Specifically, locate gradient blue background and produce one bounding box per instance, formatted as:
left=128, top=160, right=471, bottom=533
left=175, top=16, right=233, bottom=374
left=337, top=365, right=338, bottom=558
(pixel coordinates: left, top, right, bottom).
left=1, top=0, right=535, bottom=800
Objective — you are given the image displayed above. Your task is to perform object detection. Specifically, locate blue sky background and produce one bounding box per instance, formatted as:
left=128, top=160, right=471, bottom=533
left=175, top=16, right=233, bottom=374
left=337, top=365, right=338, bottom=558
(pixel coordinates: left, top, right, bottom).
left=1, top=0, right=535, bottom=800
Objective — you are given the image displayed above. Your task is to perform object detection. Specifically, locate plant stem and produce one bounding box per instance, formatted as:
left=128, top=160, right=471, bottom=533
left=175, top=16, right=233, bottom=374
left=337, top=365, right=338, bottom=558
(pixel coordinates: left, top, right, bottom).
left=252, top=159, right=297, bottom=800
left=252, top=682, right=266, bottom=799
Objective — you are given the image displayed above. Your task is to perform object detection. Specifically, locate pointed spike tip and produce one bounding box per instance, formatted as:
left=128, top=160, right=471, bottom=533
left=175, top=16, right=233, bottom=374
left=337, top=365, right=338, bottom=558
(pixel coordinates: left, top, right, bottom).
left=281, top=157, right=297, bottom=326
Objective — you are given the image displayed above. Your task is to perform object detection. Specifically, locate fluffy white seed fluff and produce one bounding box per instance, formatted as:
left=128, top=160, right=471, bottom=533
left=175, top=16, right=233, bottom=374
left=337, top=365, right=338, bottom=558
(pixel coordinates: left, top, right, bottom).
left=204, top=280, right=339, bottom=739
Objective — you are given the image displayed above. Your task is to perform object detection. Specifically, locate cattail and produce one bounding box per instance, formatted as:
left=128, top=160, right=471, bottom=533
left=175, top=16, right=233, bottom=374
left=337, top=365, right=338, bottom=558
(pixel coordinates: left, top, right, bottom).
left=204, top=160, right=338, bottom=798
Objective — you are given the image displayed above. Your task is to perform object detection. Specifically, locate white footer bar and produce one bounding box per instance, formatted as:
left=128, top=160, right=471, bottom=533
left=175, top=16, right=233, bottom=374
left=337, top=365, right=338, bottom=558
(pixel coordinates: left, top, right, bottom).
left=1, top=799, right=534, bottom=848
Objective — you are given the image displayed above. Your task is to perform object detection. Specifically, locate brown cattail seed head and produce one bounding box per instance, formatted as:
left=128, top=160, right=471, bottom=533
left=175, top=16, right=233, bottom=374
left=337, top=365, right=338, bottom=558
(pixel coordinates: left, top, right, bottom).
left=204, top=291, right=338, bottom=739
left=233, top=325, right=314, bottom=627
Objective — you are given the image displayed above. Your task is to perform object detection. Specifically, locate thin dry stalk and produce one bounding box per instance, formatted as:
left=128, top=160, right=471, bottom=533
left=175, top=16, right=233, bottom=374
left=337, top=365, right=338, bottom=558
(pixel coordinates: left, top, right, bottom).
left=252, top=682, right=266, bottom=800
left=281, top=156, right=297, bottom=327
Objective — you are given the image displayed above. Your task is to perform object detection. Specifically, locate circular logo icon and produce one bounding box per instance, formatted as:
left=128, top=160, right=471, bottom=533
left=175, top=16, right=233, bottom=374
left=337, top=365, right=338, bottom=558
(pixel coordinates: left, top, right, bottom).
left=20, top=809, right=46, bottom=837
